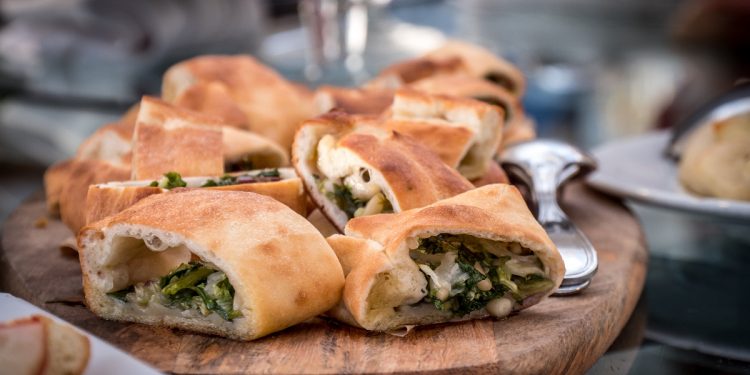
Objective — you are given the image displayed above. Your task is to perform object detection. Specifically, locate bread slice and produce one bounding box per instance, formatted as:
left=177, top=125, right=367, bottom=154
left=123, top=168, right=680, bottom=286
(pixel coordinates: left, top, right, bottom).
left=85, top=168, right=307, bottom=226
left=0, top=315, right=90, bottom=375
left=78, top=189, right=344, bottom=340
left=0, top=316, right=46, bottom=375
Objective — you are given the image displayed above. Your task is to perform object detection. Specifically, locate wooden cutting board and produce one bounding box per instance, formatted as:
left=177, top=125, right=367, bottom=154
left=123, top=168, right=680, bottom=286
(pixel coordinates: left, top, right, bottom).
left=0, top=182, right=647, bottom=374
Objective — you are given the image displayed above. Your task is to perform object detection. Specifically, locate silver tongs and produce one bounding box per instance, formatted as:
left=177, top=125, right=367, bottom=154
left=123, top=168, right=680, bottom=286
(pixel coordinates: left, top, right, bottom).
left=500, top=140, right=598, bottom=295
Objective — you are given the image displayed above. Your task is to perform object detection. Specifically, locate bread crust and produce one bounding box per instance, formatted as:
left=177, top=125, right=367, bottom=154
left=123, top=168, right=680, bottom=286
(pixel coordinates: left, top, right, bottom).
left=162, top=55, right=315, bottom=150
left=678, top=114, right=750, bottom=200
left=292, top=111, right=473, bottom=232
left=407, top=74, right=535, bottom=150
left=327, top=184, right=564, bottom=331
left=44, top=159, right=74, bottom=216
left=424, top=40, right=526, bottom=97
left=78, top=189, right=344, bottom=341
left=131, top=97, right=225, bottom=180
left=85, top=168, right=307, bottom=226
left=388, top=89, right=505, bottom=180
left=58, top=159, right=130, bottom=234
left=313, top=85, right=394, bottom=115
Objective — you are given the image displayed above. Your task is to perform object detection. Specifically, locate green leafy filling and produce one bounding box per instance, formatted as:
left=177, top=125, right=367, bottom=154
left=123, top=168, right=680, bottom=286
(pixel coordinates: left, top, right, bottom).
left=108, top=262, right=242, bottom=321
left=414, top=234, right=554, bottom=317
left=201, top=169, right=282, bottom=187
left=149, top=171, right=187, bottom=189
left=327, top=183, right=366, bottom=219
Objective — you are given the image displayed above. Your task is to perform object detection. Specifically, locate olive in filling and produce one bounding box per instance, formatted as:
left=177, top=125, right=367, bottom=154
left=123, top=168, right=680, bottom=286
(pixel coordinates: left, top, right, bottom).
left=483, top=72, right=516, bottom=93
left=410, top=234, right=553, bottom=317
left=107, top=261, right=242, bottom=321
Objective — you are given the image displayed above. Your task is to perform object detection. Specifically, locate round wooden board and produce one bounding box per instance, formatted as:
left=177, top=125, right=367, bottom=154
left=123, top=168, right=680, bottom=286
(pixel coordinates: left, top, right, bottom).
left=0, top=182, right=647, bottom=374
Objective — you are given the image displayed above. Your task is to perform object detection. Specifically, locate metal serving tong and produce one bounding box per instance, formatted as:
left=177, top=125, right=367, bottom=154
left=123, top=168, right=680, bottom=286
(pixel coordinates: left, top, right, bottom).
left=500, top=140, right=599, bottom=295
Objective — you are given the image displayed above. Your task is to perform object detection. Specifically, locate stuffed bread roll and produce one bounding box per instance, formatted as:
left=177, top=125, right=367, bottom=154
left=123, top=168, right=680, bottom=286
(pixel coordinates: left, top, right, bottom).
left=408, top=75, right=536, bottom=150
left=78, top=189, right=344, bottom=341
left=326, top=184, right=564, bottom=332
left=366, top=56, right=468, bottom=90
left=292, top=110, right=473, bottom=232
left=86, top=168, right=306, bottom=227
left=162, top=55, right=315, bottom=150
left=424, top=40, right=526, bottom=97
left=678, top=112, right=750, bottom=200
left=387, top=89, right=504, bottom=180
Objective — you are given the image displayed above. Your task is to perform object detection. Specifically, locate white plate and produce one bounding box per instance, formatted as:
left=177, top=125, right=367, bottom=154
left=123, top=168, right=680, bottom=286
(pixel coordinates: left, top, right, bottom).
left=586, top=131, right=750, bottom=220
left=0, top=293, right=162, bottom=375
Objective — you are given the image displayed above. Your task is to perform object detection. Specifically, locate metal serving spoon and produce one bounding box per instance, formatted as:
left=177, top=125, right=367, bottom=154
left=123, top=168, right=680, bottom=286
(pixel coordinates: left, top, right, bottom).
left=499, top=140, right=599, bottom=296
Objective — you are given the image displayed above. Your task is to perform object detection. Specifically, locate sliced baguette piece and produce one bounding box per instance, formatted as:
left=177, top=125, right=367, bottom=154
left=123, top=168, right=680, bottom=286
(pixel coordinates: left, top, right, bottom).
left=0, top=315, right=90, bottom=375
left=0, top=316, right=47, bottom=375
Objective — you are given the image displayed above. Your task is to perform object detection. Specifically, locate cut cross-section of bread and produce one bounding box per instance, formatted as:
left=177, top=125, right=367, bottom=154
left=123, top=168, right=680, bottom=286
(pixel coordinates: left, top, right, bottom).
left=326, top=184, right=564, bottom=332
left=85, top=168, right=306, bottom=227
left=78, top=189, right=344, bottom=340
left=292, top=110, right=473, bottom=233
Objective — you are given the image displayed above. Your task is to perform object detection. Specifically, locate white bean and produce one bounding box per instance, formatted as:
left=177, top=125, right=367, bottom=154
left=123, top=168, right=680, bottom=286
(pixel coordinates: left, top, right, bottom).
left=477, top=279, right=492, bottom=291
left=486, top=298, right=513, bottom=318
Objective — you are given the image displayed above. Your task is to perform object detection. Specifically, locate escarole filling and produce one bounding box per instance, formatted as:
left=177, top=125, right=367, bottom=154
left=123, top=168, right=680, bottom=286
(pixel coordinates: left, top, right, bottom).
left=410, top=234, right=554, bottom=318
left=148, top=169, right=282, bottom=189
left=107, top=261, right=242, bottom=321
left=312, top=134, right=393, bottom=219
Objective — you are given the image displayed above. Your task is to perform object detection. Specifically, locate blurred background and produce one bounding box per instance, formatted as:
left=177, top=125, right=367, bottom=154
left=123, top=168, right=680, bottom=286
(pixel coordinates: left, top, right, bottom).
left=0, top=1, right=749, bottom=373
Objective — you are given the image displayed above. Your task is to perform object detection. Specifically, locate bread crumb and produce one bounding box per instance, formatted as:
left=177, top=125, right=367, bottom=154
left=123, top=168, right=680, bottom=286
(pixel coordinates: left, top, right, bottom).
left=34, top=216, right=48, bottom=229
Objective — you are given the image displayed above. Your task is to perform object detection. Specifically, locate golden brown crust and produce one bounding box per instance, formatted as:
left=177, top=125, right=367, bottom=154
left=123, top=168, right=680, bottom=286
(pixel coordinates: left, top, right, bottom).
left=58, top=159, right=130, bottom=234
left=162, top=55, right=315, bottom=150
left=339, top=131, right=473, bottom=211
left=368, top=56, right=468, bottom=88
left=381, top=119, right=474, bottom=168
left=131, top=97, right=224, bottom=180
left=424, top=40, right=526, bottom=97
left=78, top=189, right=344, bottom=340
left=407, top=75, right=534, bottom=151
left=44, top=159, right=74, bottom=216
left=679, top=114, right=750, bottom=200
left=75, top=122, right=134, bottom=166
left=388, top=89, right=504, bottom=179
left=331, top=184, right=564, bottom=331
left=470, top=162, right=509, bottom=187
left=172, top=81, right=249, bottom=129
left=85, top=185, right=163, bottom=227
left=313, top=85, right=394, bottom=115
left=292, top=110, right=474, bottom=232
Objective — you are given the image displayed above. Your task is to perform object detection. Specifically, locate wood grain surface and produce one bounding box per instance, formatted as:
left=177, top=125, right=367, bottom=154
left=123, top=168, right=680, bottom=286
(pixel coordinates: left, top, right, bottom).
left=0, top=182, right=647, bottom=374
